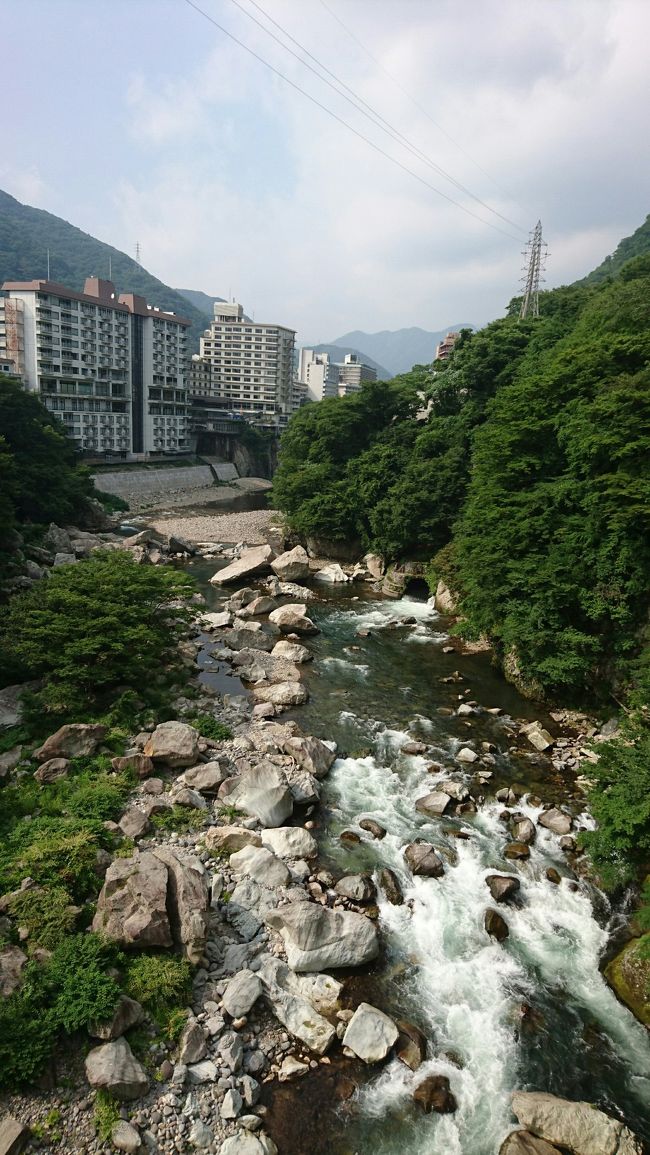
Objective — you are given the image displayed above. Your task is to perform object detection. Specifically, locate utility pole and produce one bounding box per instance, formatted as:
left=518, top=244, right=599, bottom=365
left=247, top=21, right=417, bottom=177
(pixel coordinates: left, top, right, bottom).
left=519, top=220, right=547, bottom=319
left=135, top=242, right=141, bottom=265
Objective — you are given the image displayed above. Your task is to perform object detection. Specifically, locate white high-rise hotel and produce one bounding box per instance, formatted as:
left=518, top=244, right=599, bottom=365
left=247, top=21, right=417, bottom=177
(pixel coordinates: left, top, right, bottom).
left=0, top=277, right=190, bottom=458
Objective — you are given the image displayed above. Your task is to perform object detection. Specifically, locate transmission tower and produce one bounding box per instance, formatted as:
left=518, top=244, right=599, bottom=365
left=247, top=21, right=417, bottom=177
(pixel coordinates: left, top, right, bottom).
left=135, top=242, right=141, bottom=265
left=519, top=220, right=547, bottom=319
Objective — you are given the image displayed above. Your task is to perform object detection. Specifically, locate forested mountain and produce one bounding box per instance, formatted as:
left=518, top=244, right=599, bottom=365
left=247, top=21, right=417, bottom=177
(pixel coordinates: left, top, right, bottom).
left=175, top=287, right=226, bottom=316
left=0, top=190, right=212, bottom=348
left=581, top=213, right=650, bottom=285
left=327, top=324, right=473, bottom=376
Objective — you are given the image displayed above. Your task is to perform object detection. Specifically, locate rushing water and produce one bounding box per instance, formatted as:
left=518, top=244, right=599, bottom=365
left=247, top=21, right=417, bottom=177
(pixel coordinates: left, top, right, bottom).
left=189, top=565, right=650, bottom=1153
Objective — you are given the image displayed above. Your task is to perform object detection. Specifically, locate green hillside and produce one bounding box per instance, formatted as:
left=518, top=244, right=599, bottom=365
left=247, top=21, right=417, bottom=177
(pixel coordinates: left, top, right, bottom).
left=581, top=213, right=650, bottom=285
left=0, top=189, right=211, bottom=349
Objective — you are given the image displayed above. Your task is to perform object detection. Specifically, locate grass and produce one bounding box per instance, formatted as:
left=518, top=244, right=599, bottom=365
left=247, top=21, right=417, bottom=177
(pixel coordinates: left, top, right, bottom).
left=150, top=805, right=206, bottom=833
left=185, top=713, right=233, bottom=742
left=94, top=1090, right=120, bottom=1142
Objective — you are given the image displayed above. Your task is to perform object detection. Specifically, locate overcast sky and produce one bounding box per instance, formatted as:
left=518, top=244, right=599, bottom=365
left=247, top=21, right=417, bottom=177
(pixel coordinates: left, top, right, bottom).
left=3, top=0, right=649, bottom=342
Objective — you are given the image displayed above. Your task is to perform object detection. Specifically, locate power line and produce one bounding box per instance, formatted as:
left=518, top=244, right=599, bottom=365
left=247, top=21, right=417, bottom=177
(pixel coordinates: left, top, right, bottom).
left=228, top=0, right=526, bottom=235
left=319, top=0, right=518, bottom=207
left=182, top=0, right=523, bottom=242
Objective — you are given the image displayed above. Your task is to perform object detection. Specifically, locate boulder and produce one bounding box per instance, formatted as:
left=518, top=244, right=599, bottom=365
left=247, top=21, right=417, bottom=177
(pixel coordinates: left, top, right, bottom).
left=271, top=640, right=312, bottom=664
left=404, top=842, right=445, bottom=878
left=91, top=996, right=144, bottom=1040
left=92, top=853, right=172, bottom=949
left=222, top=629, right=276, bottom=654
left=112, top=754, right=155, bottom=779
left=210, top=546, right=274, bottom=585
left=499, top=1132, right=561, bottom=1155
left=434, top=580, right=457, bottom=614
left=521, top=722, right=554, bottom=752
left=504, top=842, right=531, bottom=860
left=511, top=1091, right=643, bottom=1155
left=396, top=1020, right=427, bottom=1070
left=253, top=679, right=308, bottom=707
left=271, top=546, right=310, bottom=581
left=456, top=747, right=478, bottom=764
left=0, top=1115, right=30, bottom=1155
left=605, top=938, right=650, bottom=1027
left=230, top=845, right=291, bottom=889
left=363, top=552, right=385, bottom=579
left=232, top=649, right=301, bottom=685
left=413, top=1074, right=457, bottom=1114
left=415, top=791, right=452, bottom=818
left=182, top=761, right=229, bottom=793
left=511, top=816, right=536, bottom=844
left=34, top=723, right=107, bottom=761
left=243, top=596, right=279, bottom=616
left=359, top=818, right=386, bottom=839
left=314, top=563, right=349, bottom=583
left=111, top=1121, right=142, bottom=1153
left=179, top=1018, right=208, bottom=1064
left=260, top=827, right=318, bottom=860
left=119, top=808, right=151, bottom=840
left=33, top=757, right=70, bottom=784
left=204, top=826, right=262, bottom=853
left=282, top=734, right=336, bottom=778
left=268, top=604, right=319, bottom=635
left=0, top=747, right=23, bottom=779
left=0, top=946, right=27, bottom=998
left=152, top=846, right=209, bottom=964
left=187, top=1059, right=218, bottom=1084
left=335, top=874, right=376, bottom=903
left=170, top=786, right=207, bottom=810
left=0, top=684, right=28, bottom=730
left=201, top=610, right=233, bottom=630
left=228, top=762, right=294, bottom=827
left=378, top=868, right=404, bottom=904
left=260, top=977, right=336, bottom=1056
left=538, top=809, right=573, bottom=836
left=143, top=721, right=200, bottom=768
left=485, top=908, right=509, bottom=941
left=257, top=954, right=342, bottom=1016
left=220, top=1134, right=278, bottom=1155
left=85, top=1037, right=149, bottom=1101
left=266, top=902, right=379, bottom=972
left=343, top=1002, right=398, bottom=1063
left=486, top=875, right=521, bottom=904
left=222, top=970, right=263, bottom=1018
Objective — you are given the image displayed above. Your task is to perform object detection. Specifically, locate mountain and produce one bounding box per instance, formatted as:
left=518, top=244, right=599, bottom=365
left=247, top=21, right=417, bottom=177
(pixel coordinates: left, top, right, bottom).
left=0, top=189, right=212, bottom=349
left=580, top=213, right=650, bottom=285
left=175, top=288, right=226, bottom=317
left=326, top=324, right=474, bottom=376
left=308, top=344, right=392, bottom=381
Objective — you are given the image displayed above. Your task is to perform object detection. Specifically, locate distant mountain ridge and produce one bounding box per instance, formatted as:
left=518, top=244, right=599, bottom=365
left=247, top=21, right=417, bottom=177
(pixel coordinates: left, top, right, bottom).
left=0, top=188, right=213, bottom=348
left=580, top=214, right=650, bottom=285
left=175, top=288, right=226, bottom=317
left=326, top=324, right=474, bottom=376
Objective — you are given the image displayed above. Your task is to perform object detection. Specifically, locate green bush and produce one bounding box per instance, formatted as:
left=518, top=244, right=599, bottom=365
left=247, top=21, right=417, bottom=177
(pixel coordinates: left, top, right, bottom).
left=0, top=817, right=106, bottom=900
left=185, top=713, right=232, bottom=741
left=150, top=806, right=206, bottom=833
left=93, top=1090, right=121, bottom=1142
left=6, top=885, right=79, bottom=950
left=582, top=727, right=650, bottom=889
left=124, top=954, right=191, bottom=1018
left=94, top=488, right=130, bottom=513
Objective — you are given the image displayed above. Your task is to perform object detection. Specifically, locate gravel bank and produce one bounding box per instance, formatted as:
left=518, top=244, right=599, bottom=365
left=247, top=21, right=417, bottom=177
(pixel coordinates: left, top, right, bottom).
left=149, top=508, right=276, bottom=545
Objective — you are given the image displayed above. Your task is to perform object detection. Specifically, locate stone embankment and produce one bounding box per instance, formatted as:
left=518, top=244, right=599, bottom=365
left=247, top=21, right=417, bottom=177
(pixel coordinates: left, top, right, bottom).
left=93, top=467, right=272, bottom=515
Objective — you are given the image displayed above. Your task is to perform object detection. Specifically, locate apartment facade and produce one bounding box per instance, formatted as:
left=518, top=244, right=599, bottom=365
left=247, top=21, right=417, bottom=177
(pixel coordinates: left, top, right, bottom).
left=337, top=352, right=376, bottom=392
left=0, top=277, right=190, bottom=458
left=297, top=348, right=377, bottom=401
left=435, top=331, right=460, bottom=361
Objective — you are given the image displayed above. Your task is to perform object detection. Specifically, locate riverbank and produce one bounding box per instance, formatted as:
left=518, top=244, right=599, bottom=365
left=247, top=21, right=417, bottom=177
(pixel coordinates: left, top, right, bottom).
left=148, top=509, right=275, bottom=546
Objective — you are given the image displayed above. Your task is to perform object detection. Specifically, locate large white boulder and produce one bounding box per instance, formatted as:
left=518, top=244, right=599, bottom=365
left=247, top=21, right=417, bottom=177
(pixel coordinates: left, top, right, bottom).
left=143, top=721, right=200, bottom=768
left=92, top=853, right=172, bottom=949
left=314, top=563, right=349, bottom=583
left=85, top=1038, right=149, bottom=1101
left=282, top=734, right=336, bottom=778
left=271, top=546, right=310, bottom=581
left=152, top=846, right=210, bottom=964
left=210, top=545, right=274, bottom=585
left=511, top=1092, right=643, bottom=1155
left=260, top=826, right=318, bottom=860
left=342, top=1002, right=399, bottom=1063
left=266, top=902, right=379, bottom=972
left=229, top=844, right=291, bottom=888
left=252, top=682, right=309, bottom=707
left=271, top=640, right=312, bottom=664
left=222, top=970, right=263, bottom=1018
left=268, top=604, right=319, bottom=635
left=227, top=762, right=294, bottom=827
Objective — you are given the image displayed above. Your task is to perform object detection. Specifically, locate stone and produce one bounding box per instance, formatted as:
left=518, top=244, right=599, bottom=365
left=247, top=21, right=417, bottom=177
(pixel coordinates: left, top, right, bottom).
left=271, top=640, right=312, bottom=663
left=221, top=1089, right=243, bottom=1120
left=222, top=628, right=276, bottom=653
left=220, top=1135, right=278, bottom=1155
left=485, top=908, right=509, bottom=941
left=395, top=1020, right=427, bottom=1070
left=144, top=721, right=200, bottom=768
left=112, top=754, right=156, bottom=779
left=413, top=1074, right=458, bottom=1114
left=260, top=980, right=336, bottom=1055
left=499, top=1133, right=561, bottom=1155
left=0, top=1115, right=30, bottom=1155
left=359, top=818, right=386, bottom=839
left=179, top=1019, right=208, bottom=1065
left=335, top=874, right=376, bottom=903
left=546, top=868, right=562, bottom=886
left=222, top=970, right=263, bottom=1018
left=152, top=846, right=209, bottom=964
left=171, top=786, right=207, bottom=810
left=521, top=722, right=554, bottom=752
left=0, top=947, right=28, bottom=998
left=204, top=826, right=262, bottom=853
left=189, top=1121, right=214, bottom=1149
left=111, top=1121, right=142, bottom=1153
left=260, top=826, right=318, bottom=860
left=504, top=842, right=531, bottom=860
left=91, top=996, right=144, bottom=1040
left=253, top=681, right=309, bottom=707
left=186, top=1060, right=218, bottom=1084
left=434, top=580, right=457, bottom=614
left=456, top=746, right=478, bottom=764
left=314, top=563, right=349, bottom=583
left=244, top=595, right=279, bottom=616
left=605, top=938, right=650, bottom=1027
left=271, top=546, right=310, bottom=581
left=182, top=762, right=229, bottom=793
left=282, top=734, right=336, bottom=778
left=378, top=868, right=404, bottom=904
left=441, top=780, right=470, bottom=801
left=511, top=816, right=536, bottom=844
left=210, top=545, right=274, bottom=585
left=486, top=875, right=521, bottom=904
left=511, top=1091, right=643, bottom=1155
left=228, top=762, right=294, bottom=827
left=33, top=757, right=70, bottom=784
left=268, top=604, right=319, bottom=635
left=231, top=843, right=291, bottom=888
left=201, top=610, right=233, bottom=630
left=53, top=551, right=76, bottom=566
left=34, top=723, right=107, bottom=761
left=415, top=791, right=452, bottom=817
left=279, top=1056, right=309, bottom=1080
left=266, top=902, right=379, bottom=972
left=218, top=1031, right=244, bottom=1072
left=401, top=740, right=427, bottom=755
left=0, top=684, right=28, bottom=730
left=404, top=842, right=445, bottom=878
left=538, top=808, right=573, bottom=836
left=85, top=1037, right=149, bottom=1101
left=119, top=808, right=151, bottom=840
left=92, top=853, right=172, bottom=949
left=342, top=1002, right=398, bottom=1063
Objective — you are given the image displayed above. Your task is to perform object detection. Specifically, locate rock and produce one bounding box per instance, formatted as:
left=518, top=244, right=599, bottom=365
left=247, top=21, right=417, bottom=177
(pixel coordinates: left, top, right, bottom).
left=171, top=787, right=207, bottom=810
left=201, top=610, right=233, bottom=630
left=413, top=1074, right=458, bottom=1114
left=499, top=1131, right=561, bottom=1154
left=504, top=842, right=531, bottom=860
left=143, top=721, right=200, bottom=768
left=415, top=791, right=452, bottom=817
left=521, top=722, right=554, bottom=752
left=34, top=723, right=107, bottom=761
left=220, top=1135, right=278, bottom=1155
left=362, top=552, right=385, bottom=579
left=271, top=640, right=312, bottom=663
left=0, top=1115, right=30, bottom=1155
left=152, top=846, right=209, bottom=964
left=378, top=868, right=404, bottom=904
left=218, top=1031, right=244, bottom=1071
left=559, top=835, right=577, bottom=852
left=282, top=734, right=336, bottom=778
left=511, top=1091, right=643, bottom=1155
left=232, top=648, right=302, bottom=684
left=0, top=746, right=22, bottom=780
left=279, top=1056, right=309, bottom=1080
left=230, top=844, right=291, bottom=888
left=253, top=681, right=309, bottom=707
left=111, top=1121, right=142, bottom=1153
left=0, top=684, right=29, bottom=730
left=268, top=604, right=319, bottom=635
left=511, top=816, right=536, bottom=844
left=244, top=595, right=279, bottom=616
left=262, top=980, right=335, bottom=1054
left=335, top=874, right=376, bottom=903
left=314, top=563, right=349, bottom=583
left=0, top=947, right=28, bottom=998
left=266, top=902, right=379, bottom=972
left=228, top=762, right=294, bottom=827
left=85, top=1037, right=149, bottom=1101
left=401, top=740, right=427, bottom=755
left=204, top=826, right=262, bottom=853
left=260, top=827, right=318, bottom=859
left=92, top=853, right=172, bottom=949
left=112, top=754, right=156, bottom=779
left=485, top=908, right=509, bottom=941
left=179, top=1019, right=208, bottom=1064
left=222, top=970, right=263, bottom=1018
left=538, top=808, right=573, bottom=836
left=359, top=818, right=386, bottom=839
left=395, top=1020, right=427, bottom=1070
left=456, top=746, right=478, bottom=763
left=486, top=875, right=521, bottom=904
left=222, top=629, right=276, bottom=653
left=210, top=545, right=274, bottom=585
left=119, top=808, right=151, bottom=840
left=342, top=1002, right=398, bottom=1063
left=53, top=551, right=76, bottom=566
left=186, top=1060, right=218, bottom=1084
left=91, top=996, right=144, bottom=1040
left=182, top=762, right=228, bottom=793
left=546, top=868, right=562, bottom=886
left=404, top=842, right=445, bottom=878
left=271, top=546, right=310, bottom=581
left=442, top=780, right=470, bottom=801
left=221, top=1089, right=243, bottom=1120
left=189, top=1121, right=214, bottom=1150
left=33, top=757, right=70, bottom=784
left=434, top=580, right=457, bottom=614
left=605, top=938, right=650, bottom=1027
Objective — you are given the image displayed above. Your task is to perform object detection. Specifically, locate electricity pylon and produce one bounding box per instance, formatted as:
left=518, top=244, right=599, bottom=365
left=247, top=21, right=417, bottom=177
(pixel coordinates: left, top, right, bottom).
left=519, top=220, right=547, bottom=319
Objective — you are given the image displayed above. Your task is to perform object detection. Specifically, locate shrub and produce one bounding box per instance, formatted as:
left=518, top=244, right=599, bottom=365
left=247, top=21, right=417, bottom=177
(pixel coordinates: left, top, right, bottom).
left=6, top=884, right=79, bottom=950
left=0, top=817, right=106, bottom=900
left=94, top=488, right=130, bottom=513
left=185, top=713, right=232, bottom=741
left=46, top=933, right=122, bottom=1034
left=581, top=727, right=650, bottom=889
left=94, top=1090, right=120, bottom=1142
left=124, top=954, right=191, bottom=1017
left=150, top=806, right=206, bottom=833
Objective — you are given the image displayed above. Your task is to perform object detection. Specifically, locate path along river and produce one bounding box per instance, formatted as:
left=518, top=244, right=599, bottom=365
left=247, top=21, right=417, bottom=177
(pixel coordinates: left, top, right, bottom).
left=187, top=558, right=650, bottom=1155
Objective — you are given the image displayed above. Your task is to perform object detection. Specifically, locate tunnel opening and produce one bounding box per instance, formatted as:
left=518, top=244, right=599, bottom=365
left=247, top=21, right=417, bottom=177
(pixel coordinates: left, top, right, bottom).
left=403, top=576, right=430, bottom=601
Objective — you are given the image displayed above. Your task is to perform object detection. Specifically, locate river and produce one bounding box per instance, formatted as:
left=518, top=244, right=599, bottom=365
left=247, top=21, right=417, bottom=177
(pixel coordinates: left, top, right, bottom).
left=187, top=559, right=650, bottom=1154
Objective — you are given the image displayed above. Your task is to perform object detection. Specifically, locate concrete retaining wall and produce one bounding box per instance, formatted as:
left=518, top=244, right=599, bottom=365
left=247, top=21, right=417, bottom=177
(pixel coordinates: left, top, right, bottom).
left=93, top=466, right=215, bottom=498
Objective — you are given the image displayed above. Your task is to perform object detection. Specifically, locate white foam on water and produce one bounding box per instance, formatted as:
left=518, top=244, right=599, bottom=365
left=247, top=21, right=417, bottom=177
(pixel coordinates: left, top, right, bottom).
left=321, top=656, right=370, bottom=678
left=331, top=595, right=441, bottom=634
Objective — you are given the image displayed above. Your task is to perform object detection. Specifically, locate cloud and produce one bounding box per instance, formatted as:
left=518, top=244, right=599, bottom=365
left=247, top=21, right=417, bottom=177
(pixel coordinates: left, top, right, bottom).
left=0, top=163, right=47, bottom=206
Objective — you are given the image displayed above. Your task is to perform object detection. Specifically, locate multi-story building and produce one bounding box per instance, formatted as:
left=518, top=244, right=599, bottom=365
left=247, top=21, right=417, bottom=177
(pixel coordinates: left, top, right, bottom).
left=0, top=277, right=190, bottom=458
left=194, top=301, right=296, bottom=431
left=435, top=331, right=459, bottom=361
left=336, top=352, right=376, bottom=392
left=297, top=349, right=340, bottom=403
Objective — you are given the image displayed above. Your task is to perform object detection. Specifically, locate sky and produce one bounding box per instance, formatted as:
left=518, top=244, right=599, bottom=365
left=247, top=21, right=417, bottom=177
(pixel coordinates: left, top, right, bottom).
left=2, top=0, right=649, bottom=344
